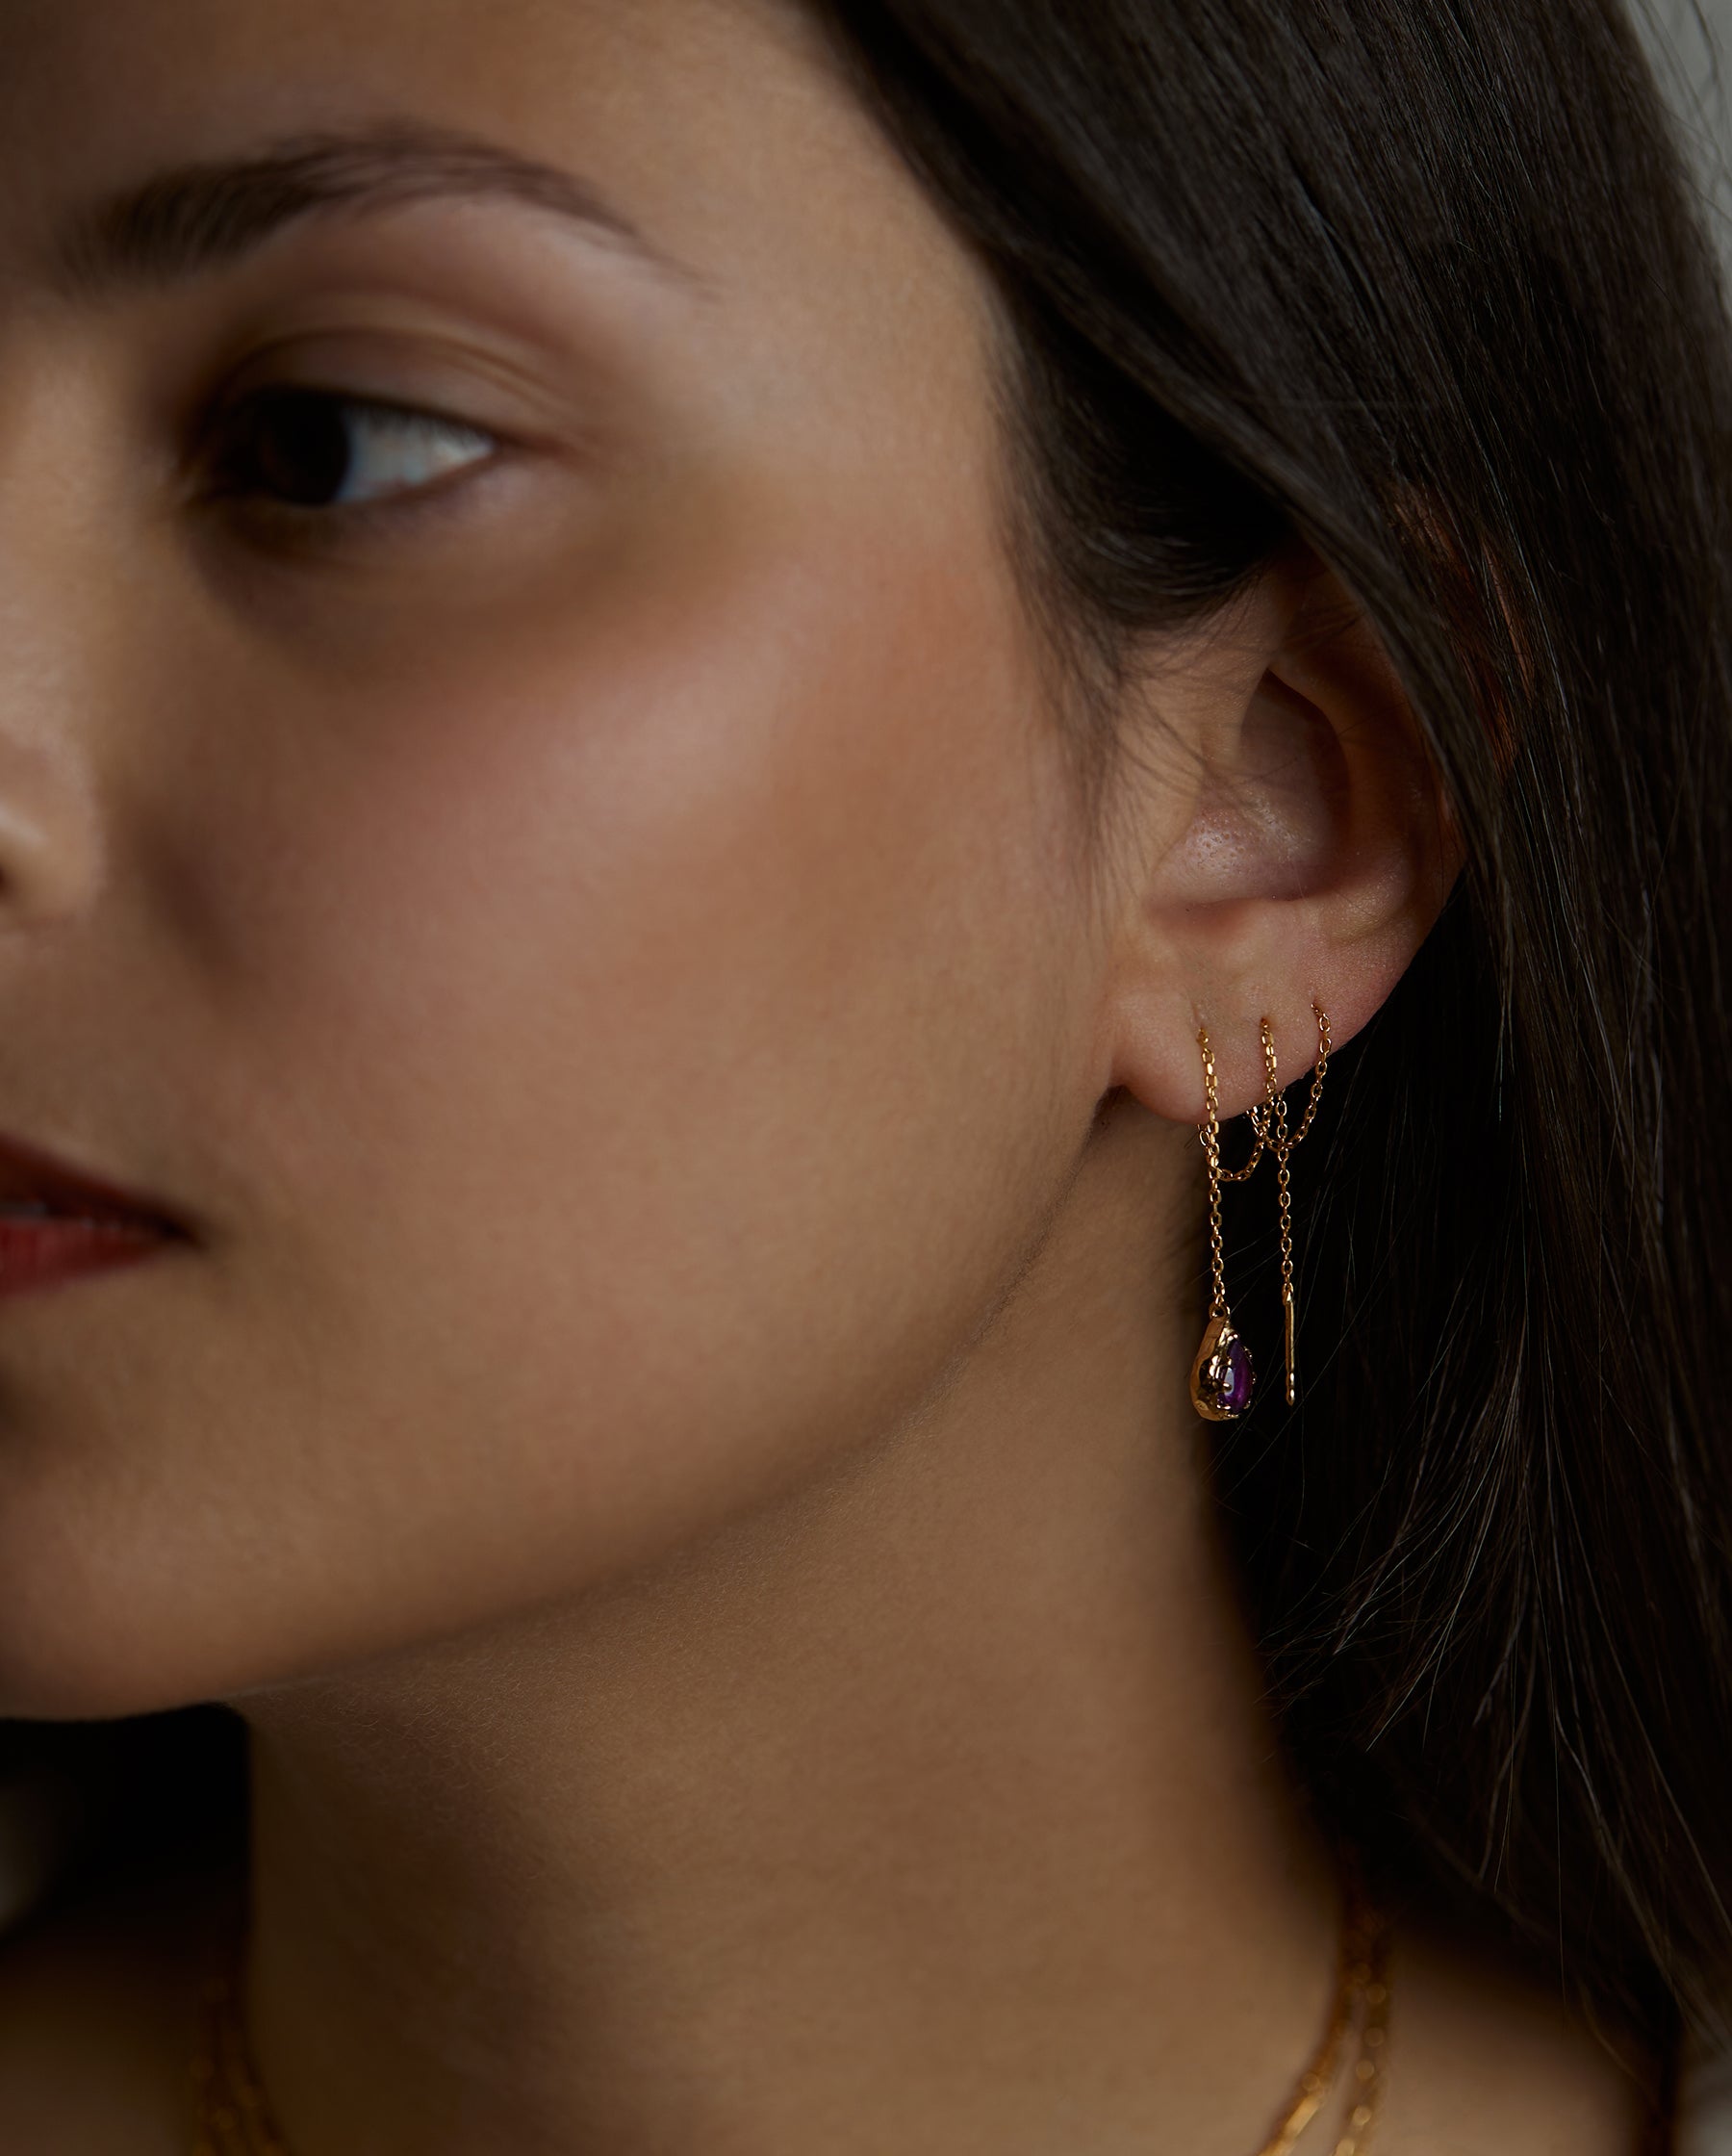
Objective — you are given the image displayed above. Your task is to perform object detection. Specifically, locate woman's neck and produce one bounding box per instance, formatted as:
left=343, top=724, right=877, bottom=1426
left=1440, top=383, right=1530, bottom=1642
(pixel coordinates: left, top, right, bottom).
left=240, top=1099, right=1343, bottom=2155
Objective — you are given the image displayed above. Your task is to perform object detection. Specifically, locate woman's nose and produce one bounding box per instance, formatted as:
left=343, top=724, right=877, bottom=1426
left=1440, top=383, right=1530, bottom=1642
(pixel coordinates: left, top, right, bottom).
left=0, top=728, right=104, bottom=925
left=0, top=396, right=115, bottom=929
left=0, top=487, right=112, bottom=927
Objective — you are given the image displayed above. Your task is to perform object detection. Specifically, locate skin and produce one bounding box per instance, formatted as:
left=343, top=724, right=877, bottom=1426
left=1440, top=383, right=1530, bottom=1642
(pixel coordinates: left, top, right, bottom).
left=0, top=0, right=1656, bottom=2148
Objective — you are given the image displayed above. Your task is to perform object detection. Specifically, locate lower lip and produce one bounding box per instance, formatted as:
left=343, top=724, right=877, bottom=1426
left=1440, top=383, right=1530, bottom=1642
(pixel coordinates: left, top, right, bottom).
left=0, top=1215, right=170, bottom=1298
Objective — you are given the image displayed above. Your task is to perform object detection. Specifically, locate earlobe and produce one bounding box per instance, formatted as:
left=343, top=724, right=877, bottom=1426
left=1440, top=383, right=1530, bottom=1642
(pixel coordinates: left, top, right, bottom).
left=1097, top=549, right=1462, bottom=1126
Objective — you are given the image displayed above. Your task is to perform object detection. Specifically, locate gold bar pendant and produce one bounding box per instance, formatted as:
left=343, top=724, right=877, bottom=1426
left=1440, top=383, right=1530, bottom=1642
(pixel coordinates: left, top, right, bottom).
left=1284, top=1290, right=1296, bottom=1406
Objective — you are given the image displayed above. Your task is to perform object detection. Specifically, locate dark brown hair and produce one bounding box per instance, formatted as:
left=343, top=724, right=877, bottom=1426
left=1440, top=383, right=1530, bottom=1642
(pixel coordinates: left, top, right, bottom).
left=794, top=0, right=1732, bottom=2047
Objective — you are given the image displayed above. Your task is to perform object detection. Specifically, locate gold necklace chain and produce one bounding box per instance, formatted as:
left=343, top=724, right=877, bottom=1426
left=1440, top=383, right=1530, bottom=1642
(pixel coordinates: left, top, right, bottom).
left=1264, top=1886, right=1392, bottom=2156
left=191, top=1880, right=1390, bottom=2156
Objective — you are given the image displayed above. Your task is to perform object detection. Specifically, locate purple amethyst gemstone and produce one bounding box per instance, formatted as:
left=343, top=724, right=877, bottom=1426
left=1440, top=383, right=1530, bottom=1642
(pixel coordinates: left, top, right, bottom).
left=1211, top=1334, right=1254, bottom=1415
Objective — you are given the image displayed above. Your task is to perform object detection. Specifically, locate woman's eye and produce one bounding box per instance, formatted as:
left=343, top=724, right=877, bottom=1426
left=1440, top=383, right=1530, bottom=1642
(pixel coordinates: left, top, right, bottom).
left=202, top=388, right=498, bottom=516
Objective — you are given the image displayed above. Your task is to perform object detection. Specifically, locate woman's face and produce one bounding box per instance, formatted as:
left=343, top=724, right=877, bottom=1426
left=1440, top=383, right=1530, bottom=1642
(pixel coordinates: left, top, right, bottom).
left=0, top=0, right=1138, bottom=1715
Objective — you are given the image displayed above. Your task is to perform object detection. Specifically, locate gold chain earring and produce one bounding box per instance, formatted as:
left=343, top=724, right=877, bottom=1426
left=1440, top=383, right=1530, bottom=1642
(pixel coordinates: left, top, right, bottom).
left=1190, top=1001, right=1332, bottom=1421
left=1190, top=1027, right=1269, bottom=1420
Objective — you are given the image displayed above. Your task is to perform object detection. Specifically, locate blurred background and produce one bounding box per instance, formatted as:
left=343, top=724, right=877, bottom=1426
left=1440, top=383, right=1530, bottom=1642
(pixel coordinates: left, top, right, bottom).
left=1639, top=0, right=1732, bottom=245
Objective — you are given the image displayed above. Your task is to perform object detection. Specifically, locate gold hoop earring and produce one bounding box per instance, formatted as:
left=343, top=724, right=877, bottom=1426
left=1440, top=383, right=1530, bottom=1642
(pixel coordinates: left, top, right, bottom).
left=1190, top=1001, right=1332, bottom=1420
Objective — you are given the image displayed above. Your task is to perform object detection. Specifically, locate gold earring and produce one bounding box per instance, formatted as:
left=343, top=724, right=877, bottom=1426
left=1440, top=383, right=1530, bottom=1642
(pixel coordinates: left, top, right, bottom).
left=1190, top=1002, right=1332, bottom=1420
left=1190, top=1025, right=1269, bottom=1420
left=1254, top=1001, right=1333, bottom=1407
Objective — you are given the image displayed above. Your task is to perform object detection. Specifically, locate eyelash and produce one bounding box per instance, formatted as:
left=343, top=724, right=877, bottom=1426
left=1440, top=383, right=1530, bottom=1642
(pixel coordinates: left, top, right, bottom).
left=196, top=385, right=504, bottom=537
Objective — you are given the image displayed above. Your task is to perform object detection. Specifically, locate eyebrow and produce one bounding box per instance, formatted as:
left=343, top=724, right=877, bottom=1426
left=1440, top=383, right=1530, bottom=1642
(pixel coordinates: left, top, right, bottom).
left=46, top=119, right=707, bottom=300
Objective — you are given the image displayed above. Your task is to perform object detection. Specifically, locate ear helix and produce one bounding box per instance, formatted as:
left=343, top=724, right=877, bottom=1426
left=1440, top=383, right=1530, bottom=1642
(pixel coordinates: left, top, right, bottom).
left=1189, top=1001, right=1331, bottom=1421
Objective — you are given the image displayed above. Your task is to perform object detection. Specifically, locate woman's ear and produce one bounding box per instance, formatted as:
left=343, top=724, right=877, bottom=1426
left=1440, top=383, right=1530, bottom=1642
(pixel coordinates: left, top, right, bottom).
left=1097, top=540, right=1463, bottom=1121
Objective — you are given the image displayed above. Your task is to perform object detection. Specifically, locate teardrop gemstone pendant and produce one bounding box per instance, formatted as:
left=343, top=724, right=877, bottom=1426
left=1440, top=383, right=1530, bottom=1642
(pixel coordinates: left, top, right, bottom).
left=1190, top=1308, right=1254, bottom=1422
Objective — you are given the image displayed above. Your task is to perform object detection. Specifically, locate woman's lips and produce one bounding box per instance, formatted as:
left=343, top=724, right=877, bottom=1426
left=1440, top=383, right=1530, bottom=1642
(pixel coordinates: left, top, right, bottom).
left=0, top=1133, right=185, bottom=1300
left=0, top=1212, right=169, bottom=1296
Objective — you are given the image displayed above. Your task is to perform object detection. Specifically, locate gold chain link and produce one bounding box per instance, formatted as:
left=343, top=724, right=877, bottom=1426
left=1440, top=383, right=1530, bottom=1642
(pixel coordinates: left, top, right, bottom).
left=1198, top=1027, right=1275, bottom=1318
left=1198, top=1005, right=1331, bottom=1408
left=1270, top=1005, right=1329, bottom=1404
left=1199, top=1031, right=1228, bottom=1314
